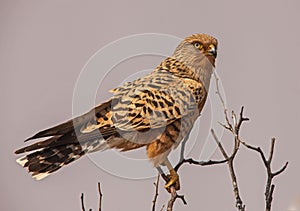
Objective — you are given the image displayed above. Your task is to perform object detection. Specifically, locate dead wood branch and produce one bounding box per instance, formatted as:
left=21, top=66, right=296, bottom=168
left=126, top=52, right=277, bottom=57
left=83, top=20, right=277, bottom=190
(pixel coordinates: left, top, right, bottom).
left=81, top=182, right=103, bottom=211
left=152, top=175, right=160, bottom=211
left=240, top=138, right=288, bottom=211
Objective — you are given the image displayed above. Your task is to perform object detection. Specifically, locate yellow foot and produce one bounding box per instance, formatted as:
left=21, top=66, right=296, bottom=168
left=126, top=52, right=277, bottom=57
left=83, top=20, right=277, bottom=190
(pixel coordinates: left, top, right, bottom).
left=164, top=169, right=180, bottom=192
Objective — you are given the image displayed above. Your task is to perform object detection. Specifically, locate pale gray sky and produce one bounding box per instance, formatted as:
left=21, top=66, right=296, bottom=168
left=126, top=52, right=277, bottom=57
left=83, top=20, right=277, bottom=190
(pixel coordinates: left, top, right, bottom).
left=1, top=1, right=300, bottom=210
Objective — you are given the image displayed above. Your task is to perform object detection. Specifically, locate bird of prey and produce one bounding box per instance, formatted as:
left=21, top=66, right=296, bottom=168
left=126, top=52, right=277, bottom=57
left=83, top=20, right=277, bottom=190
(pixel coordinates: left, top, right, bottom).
left=15, top=34, right=218, bottom=191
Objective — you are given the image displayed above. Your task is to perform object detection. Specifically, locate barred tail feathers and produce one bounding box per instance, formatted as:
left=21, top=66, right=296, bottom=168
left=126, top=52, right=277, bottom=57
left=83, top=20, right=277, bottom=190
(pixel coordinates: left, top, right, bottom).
left=15, top=100, right=114, bottom=180
left=16, top=143, right=85, bottom=180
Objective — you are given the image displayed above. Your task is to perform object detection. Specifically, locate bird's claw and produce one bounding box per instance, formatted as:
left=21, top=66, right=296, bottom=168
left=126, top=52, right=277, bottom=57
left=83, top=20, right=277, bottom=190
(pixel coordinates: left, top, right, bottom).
left=164, top=169, right=180, bottom=192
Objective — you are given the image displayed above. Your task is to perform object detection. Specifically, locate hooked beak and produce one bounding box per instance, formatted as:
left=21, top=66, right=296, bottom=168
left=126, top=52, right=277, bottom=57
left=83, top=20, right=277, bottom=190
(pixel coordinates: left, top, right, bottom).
left=207, top=44, right=217, bottom=58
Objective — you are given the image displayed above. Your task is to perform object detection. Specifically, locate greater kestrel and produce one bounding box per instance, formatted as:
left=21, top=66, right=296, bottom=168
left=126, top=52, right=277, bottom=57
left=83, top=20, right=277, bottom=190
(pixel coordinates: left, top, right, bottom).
left=15, top=34, right=218, bottom=190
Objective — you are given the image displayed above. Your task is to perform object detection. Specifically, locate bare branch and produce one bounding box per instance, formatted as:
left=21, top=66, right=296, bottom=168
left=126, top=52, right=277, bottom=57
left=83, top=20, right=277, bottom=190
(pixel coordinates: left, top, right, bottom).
left=152, top=175, right=160, bottom=211
left=232, top=110, right=237, bottom=127
left=268, top=138, right=276, bottom=164
left=240, top=137, right=288, bottom=211
left=272, top=162, right=289, bottom=177
left=80, top=183, right=101, bottom=211
left=81, top=193, right=86, bottom=211
left=228, top=159, right=245, bottom=211
left=174, top=158, right=227, bottom=171
left=208, top=73, right=286, bottom=211
left=213, top=71, right=234, bottom=131
left=81, top=193, right=92, bottom=211
left=98, top=182, right=103, bottom=211
left=218, top=121, right=231, bottom=130
left=162, top=128, right=228, bottom=211
left=240, top=140, right=268, bottom=168
left=235, top=106, right=249, bottom=134
left=158, top=170, right=187, bottom=211
left=166, top=187, right=187, bottom=211
left=213, top=71, right=226, bottom=110
left=211, top=129, right=229, bottom=159
left=160, top=205, right=165, bottom=211
left=266, top=185, right=275, bottom=211
left=211, top=106, right=247, bottom=210
left=166, top=187, right=177, bottom=211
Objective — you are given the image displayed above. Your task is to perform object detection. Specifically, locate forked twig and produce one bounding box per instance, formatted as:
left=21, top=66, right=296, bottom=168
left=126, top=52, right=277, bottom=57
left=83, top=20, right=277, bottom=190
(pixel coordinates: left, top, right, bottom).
left=166, top=186, right=187, bottom=211
left=211, top=72, right=287, bottom=210
left=240, top=138, right=288, bottom=211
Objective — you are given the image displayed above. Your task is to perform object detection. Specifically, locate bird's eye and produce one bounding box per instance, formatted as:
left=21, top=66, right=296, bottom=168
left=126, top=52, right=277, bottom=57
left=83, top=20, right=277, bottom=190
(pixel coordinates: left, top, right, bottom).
left=194, top=42, right=203, bottom=49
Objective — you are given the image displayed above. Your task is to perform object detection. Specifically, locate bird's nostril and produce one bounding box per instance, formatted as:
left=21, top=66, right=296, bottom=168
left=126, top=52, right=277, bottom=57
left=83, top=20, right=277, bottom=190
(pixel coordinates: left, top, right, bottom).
left=207, top=44, right=217, bottom=57
left=208, top=44, right=215, bottom=51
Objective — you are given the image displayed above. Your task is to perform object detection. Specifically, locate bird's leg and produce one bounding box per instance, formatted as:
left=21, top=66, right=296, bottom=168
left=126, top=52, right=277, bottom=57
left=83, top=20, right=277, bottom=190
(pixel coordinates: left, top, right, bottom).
left=156, top=166, right=164, bottom=175
left=164, top=158, right=180, bottom=191
left=180, top=129, right=191, bottom=162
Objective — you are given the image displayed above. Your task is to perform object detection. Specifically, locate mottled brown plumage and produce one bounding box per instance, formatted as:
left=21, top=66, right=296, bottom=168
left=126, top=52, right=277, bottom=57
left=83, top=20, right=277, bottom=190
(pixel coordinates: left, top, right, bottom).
left=15, top=34, right=218, bottom=188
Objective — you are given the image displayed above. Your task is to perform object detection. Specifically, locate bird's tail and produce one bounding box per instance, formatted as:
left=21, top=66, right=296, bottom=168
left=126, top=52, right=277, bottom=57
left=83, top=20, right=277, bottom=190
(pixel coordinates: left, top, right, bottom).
left=15, top=100, right=113, bottom=180
left=16, top=142, right=85, bottom=180
left=15, top=138, right=106, bottom=180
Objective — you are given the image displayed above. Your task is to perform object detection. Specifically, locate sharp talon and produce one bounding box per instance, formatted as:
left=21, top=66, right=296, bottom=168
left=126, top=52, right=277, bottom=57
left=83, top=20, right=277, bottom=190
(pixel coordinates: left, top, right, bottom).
left=164, top=169, right=180, bottom=192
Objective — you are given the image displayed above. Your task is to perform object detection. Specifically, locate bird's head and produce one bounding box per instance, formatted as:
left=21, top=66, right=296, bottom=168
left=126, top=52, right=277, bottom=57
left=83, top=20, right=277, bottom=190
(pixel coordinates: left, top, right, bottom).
left=173, top=34, right=218, bottom=68
left=172, top=34, right=218, bottom=90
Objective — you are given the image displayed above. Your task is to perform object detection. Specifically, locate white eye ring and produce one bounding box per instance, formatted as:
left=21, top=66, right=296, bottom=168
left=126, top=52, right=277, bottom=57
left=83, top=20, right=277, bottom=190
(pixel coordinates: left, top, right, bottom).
left=194, top=42, right=201, bottom=49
